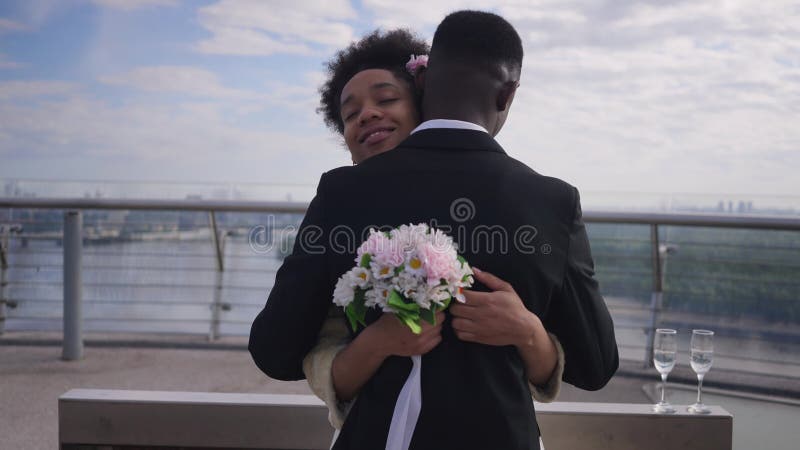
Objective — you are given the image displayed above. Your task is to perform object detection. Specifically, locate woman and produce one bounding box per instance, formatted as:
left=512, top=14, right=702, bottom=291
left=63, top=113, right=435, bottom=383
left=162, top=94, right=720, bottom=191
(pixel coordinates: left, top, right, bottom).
left=301, top=28, right=564, bottom=436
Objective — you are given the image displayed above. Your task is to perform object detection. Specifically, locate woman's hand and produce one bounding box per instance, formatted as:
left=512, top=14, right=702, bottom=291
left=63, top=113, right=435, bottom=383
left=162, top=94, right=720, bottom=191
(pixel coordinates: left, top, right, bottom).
left=450, top=268, right=538, bottom=347
left=363, top=310, right=445, bottom=358
left=450, top=267, right=558, bottom=385
left=331, top=310, right=445, bottom=402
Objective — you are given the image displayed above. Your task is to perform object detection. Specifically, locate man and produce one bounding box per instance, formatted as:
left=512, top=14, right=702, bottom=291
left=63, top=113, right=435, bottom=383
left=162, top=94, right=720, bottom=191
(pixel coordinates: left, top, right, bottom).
left=250, top=10, right=618, bottom=450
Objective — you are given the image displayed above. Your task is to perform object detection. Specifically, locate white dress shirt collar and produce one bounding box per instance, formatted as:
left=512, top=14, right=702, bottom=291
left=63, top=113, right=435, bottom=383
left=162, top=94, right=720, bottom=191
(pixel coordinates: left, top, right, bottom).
left=410, top=119, right=488, bottom=135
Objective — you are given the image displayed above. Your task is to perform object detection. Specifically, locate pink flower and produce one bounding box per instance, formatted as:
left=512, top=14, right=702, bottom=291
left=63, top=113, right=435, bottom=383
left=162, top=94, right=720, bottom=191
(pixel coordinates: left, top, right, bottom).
left=357, top=230, right=388, bottom=261
left=373, top=238, right=405, bottom=267
left=406, top=54, right=429, bottom=76
left=359, top=230, right=405, bottom=268
left=418, top=241, right=458, bottom=285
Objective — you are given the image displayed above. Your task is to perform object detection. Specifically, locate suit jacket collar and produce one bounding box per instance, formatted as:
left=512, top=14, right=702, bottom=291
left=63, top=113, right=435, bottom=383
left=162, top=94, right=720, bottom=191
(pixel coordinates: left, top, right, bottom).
left=398, top=128, right=507, bottom=155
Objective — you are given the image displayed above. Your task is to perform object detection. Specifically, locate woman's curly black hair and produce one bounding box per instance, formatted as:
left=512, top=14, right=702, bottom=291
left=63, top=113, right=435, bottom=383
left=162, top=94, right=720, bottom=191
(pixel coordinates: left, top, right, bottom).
left=318, top=29, right=429, bottom=135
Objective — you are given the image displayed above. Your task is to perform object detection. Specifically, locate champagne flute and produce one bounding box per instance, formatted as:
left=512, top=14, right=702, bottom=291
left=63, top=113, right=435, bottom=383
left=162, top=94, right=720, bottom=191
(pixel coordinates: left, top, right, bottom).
left=652, top=328, right=677, bottom=413
left=688, top=329, right=714, bottom=414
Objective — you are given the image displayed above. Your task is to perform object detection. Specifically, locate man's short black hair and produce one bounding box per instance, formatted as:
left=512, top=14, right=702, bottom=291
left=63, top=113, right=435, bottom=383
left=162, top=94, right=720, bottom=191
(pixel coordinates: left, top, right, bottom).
left=318, top=29, right=429, bottom=135
left=431, top=10, right=523, bottom=75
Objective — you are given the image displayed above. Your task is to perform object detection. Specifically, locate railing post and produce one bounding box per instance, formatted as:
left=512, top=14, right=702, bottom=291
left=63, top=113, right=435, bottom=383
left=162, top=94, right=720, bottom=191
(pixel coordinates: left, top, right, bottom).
left=209, top=211, right=224, bottom=341
left=0, top=225, right=9, bottom=335
left=644, top=224, right=662, bottom=368
left=63, top=210, right=83, bottom=361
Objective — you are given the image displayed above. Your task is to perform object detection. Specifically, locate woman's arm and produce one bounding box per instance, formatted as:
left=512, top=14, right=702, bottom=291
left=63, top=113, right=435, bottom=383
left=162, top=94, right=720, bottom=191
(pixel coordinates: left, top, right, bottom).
left=303, top=309, right=444, bottom=428
left=303, top=310, right=352, bottom=429
left=528, top=332, right=565, bottom=403
left=332, top=310, right=444, bottom=401
left=451, top=268, right=563, bottom=397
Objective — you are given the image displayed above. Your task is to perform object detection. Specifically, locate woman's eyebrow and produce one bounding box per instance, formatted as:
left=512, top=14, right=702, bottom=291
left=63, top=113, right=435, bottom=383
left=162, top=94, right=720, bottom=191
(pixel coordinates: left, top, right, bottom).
left=341, top=82, right=400, bottom=108
left=370, top=82, right=399, bottom=91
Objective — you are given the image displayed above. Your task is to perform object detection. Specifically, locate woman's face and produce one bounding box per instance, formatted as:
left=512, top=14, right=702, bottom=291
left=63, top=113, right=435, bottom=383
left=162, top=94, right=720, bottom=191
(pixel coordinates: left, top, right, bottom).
left=340, top=69, right=420, bottom=164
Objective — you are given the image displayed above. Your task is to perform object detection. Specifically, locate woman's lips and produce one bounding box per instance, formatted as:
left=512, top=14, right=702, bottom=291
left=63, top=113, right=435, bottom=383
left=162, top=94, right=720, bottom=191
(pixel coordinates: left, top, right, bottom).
left=363, top=129, right=394, bottom=146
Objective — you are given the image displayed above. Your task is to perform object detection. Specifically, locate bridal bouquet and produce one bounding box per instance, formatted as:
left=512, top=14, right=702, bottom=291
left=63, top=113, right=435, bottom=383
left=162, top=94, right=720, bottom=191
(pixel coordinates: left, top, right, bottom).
left=333, top=223, right=474, bottom=334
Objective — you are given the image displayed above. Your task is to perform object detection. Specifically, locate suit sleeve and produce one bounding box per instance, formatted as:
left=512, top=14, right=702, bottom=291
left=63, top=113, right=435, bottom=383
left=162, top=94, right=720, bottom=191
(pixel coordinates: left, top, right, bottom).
left=545, top=187, right=619, bottom=390
left=248, top=174, right=336, bottom=381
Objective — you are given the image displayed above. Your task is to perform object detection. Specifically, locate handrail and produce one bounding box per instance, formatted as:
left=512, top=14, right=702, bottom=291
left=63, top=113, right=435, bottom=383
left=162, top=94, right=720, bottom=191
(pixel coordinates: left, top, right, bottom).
left=1, top=197, right=798, bottom=230
left=583, top=211, right=800, bottom=230
left=0, top=197, right=306, bottom=213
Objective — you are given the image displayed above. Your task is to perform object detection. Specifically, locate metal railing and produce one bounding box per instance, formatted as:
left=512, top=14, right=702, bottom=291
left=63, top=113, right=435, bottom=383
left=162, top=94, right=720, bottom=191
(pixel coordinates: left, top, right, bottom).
left=1, top=197, right=799, bottom=378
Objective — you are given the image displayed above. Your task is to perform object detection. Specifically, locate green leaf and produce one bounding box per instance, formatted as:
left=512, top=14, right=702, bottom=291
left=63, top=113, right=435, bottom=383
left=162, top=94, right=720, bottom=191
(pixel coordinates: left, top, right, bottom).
left=396, top=311, right=422, bottom=334
left=387, top=290, right=420, bottom=313
left=345, top=304, right=358, bottom=332
left=351, top=289, right=367, bottom=325
left=420, top=307, right=436, bottom=325
left=343, top=290, right=368, bottom=332
left=457, top=255, right=467, bottom=266
left=359, top=253, right=372, bottom=268
left=442, top=297, right=452, bottom=309
left=394, top=264, right=405, bottom=275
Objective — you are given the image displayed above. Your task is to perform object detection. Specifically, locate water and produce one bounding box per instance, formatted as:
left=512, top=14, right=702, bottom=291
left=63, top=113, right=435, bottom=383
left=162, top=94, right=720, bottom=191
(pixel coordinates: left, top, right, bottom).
left=691, top=350, right=714, bottom=374
left=653, top=350, right=677, bottom=374
left=2, top=235, right=799, bottom=379
left=3, top=235, right=284, bottom=336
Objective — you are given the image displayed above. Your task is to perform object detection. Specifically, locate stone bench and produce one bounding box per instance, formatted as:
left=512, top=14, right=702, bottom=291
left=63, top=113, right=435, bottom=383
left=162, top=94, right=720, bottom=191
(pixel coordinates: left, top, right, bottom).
left=59, top=389, right=732, bottom=449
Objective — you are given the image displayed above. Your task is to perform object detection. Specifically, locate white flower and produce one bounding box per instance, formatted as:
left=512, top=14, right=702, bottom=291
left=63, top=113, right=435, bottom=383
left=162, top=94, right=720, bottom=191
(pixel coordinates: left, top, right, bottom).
left=426, top=284, right=451, bottom=307
left=364, top=288, right=383, bottom=308
left=348, top=267, right=371, bottom=288
left=371, top=263, right=395, bottom=280
left=333, top=276, right=355, bottom=307
left=403, top=250, right=426, bottom=277
left=365, top=280, right=392, bottom=309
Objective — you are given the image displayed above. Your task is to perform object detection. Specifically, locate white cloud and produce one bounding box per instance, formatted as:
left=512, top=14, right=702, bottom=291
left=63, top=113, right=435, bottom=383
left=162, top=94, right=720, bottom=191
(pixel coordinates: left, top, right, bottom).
left=196, top=0, right=356, bottom=55
left=2, top=0, right=799, bottom=201
left=0, top=86, right=347, bottom=186
left=98, top=66, right=253, bottom=99
left=0, top=80, right=77, bottom=99
left=0, top=17, right=27, bottom=33
left=91, top=0, right=179, bottom=11
left=488, top=0, right=800, bottom=198
left=362, top=0, right=570, bottom=30
left=195, top=26, right=312, bottom=56
left=0, top=53, right=23, bottom=69
left=353, top=0, right=800, bottom=198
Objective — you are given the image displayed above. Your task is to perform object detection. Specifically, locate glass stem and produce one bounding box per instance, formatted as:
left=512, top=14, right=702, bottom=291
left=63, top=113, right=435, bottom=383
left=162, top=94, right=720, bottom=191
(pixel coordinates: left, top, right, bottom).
left=696, top=374, right=704, bottom=405
left=660, top=373, right=668, bottom=403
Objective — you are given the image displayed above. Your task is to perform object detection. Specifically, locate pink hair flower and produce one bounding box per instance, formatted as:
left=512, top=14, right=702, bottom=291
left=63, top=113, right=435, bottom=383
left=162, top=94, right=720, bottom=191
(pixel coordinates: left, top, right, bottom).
left=406, top=54, right=429, bottom=76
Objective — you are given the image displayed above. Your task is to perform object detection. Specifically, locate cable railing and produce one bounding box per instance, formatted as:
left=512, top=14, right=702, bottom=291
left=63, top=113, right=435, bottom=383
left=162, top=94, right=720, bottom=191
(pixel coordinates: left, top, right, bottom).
left=1, top=197, right=799, bottom=380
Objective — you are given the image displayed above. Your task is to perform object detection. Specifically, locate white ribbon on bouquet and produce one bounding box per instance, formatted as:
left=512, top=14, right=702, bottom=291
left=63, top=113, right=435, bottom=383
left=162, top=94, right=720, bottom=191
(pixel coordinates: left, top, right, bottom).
left=384, top=354, right=422, bottom=450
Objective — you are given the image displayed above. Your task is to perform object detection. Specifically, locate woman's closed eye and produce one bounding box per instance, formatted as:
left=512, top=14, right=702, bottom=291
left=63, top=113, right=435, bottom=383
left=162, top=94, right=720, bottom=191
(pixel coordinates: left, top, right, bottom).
left=344, top=110, right=358, bottom=122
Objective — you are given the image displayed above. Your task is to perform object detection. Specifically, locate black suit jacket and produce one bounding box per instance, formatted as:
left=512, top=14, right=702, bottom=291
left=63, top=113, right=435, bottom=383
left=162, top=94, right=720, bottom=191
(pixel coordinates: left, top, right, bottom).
left=250, top=128, right=619, bottom=450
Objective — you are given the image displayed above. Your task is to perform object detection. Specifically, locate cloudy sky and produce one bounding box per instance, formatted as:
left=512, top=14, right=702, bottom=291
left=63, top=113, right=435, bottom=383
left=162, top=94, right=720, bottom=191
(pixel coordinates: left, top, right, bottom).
left=1, top=0, right=798, bottom=205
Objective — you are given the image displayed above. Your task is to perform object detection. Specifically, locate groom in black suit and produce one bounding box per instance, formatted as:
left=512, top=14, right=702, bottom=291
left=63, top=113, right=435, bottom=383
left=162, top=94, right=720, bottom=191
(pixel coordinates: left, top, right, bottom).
left=250, top=10, right=618, bottom=450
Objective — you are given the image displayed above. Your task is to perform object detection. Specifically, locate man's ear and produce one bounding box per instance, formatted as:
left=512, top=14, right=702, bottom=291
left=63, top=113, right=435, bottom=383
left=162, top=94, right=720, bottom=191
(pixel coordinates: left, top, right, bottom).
left=496, top=80, right=519, bottom=112
left=414, top=66, right=426, bottom=91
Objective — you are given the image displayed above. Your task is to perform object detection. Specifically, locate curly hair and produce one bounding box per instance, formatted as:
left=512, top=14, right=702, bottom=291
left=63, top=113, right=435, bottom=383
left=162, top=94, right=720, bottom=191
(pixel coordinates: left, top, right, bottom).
left=318, top=29, right=429, bottom=135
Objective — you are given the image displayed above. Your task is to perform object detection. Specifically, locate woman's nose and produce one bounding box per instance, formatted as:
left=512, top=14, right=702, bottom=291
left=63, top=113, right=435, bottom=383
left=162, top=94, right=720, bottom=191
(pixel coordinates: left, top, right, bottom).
left=358, top=105, right=382, bottom=125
